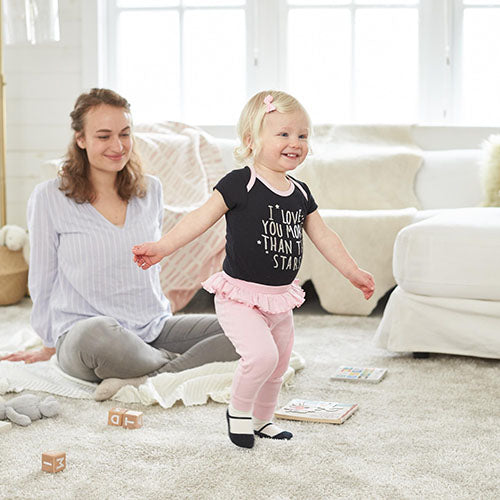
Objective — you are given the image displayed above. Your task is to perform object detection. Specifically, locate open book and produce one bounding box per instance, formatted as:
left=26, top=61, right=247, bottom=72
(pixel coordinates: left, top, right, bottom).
left=331, top=366, right=387, bottom=383
left=275, top=399, right=358, bottom=424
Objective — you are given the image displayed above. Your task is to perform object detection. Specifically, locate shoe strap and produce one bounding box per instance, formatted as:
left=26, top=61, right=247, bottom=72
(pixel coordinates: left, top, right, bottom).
left=228, top=412, right=253, bottom=435
left=256, top=422, right=274, bottom=433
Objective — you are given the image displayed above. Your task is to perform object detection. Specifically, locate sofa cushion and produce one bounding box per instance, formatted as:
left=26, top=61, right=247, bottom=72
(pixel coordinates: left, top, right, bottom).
left=393, top=207, right=500, bottom=300
left=415, top=149, right=482, bottom=209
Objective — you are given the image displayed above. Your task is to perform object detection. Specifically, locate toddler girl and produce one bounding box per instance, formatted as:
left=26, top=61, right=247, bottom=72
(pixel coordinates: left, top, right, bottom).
left=132, top=90, right=375, bottom=449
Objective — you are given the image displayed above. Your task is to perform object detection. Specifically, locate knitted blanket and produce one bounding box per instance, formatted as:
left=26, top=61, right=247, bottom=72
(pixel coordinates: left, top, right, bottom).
left=134, top=122, right=228, bottom=312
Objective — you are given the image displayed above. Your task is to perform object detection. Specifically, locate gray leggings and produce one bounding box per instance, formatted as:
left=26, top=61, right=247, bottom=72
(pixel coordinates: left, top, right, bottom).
left=56, top=314, right=239, bottom=383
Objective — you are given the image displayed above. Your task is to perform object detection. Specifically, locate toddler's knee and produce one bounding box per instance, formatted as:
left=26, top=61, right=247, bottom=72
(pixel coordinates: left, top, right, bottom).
left=243, top=351, right=279, bottom=379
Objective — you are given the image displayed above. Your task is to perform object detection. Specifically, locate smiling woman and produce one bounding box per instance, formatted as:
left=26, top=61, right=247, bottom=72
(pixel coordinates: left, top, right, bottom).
left=59, top=90, right=145, bottom=206
left=0, top=88, right=239, bottom=401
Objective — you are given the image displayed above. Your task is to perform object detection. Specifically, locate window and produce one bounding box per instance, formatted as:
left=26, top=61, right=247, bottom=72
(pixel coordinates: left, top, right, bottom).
left=286, top=1, right=419, bottom=123
left=460, top=0, right=500, bottom=124
left=102, top=0, right=500, bottom=125
left=105, top=0, right=246, bottom=125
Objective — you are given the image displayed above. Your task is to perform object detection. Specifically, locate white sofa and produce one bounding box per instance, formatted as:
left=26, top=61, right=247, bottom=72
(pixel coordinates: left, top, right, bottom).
left=374, top=207, right=500, bottom=359
left=40, top=124, right=499, bottom=315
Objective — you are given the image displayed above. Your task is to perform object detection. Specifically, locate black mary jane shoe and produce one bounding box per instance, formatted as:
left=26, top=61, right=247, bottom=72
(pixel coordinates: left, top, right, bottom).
left=226, top=410, right=254, bottom=449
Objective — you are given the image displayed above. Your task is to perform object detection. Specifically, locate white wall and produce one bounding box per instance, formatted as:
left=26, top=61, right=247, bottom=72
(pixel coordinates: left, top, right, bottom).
left=4, top=0, right=93, bottom=228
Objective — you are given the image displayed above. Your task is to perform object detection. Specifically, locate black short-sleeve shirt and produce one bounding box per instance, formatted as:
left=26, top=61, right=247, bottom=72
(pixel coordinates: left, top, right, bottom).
left=215, top=166, right=318, bottom=286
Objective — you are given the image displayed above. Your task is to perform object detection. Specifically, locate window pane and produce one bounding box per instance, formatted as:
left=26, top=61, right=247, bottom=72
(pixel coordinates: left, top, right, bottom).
left=117, top=0, right=179, bottom=7
left=287, top=1, right=349, bottom=5
left=183, top=0, right=244, bottom=5
left=117, top=11, right=180, bottom=122
left=288, top=8, right=351, bottom=123
left=355, top=0, right=418, bottom=4
left=463, top=1, right=500, bottom=4
left=462, top=8, right=500, bottom=124
left=355, top=8, right=418, bottom=122
left=183, top=10, right=245, bottom=124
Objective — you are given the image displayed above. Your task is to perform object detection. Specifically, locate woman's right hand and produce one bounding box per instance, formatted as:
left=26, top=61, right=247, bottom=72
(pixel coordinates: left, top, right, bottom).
left=132, top=241, right=165, bottom=270
left=0, top=346, right=56, bottom=364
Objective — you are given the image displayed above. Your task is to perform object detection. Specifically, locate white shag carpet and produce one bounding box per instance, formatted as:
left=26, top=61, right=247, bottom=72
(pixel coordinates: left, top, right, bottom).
left=0, top=295, right=499, bottom=500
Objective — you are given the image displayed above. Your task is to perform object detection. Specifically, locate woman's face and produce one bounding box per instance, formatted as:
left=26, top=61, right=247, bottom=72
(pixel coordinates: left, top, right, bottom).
left=76, top=104, right=132, bottom=175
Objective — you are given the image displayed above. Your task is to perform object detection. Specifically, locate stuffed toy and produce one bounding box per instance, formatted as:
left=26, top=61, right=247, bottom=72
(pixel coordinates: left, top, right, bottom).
left=0, top=224, right=29, bottom=263
left=0, top=224, right=28, bottom=252
left=0, top=394, right=60, bottom=426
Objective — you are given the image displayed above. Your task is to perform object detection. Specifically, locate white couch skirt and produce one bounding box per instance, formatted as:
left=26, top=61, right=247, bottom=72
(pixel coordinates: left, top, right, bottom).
left=373, top=287, right=500, bottom=359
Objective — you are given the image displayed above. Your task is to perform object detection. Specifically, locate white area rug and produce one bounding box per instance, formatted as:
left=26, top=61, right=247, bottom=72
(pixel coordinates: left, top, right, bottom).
left=0, top=297, right=499, bottom=500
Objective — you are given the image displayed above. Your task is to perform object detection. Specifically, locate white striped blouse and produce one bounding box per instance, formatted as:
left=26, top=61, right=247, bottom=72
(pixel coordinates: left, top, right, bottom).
left=27, top=174, right=172, bottom=348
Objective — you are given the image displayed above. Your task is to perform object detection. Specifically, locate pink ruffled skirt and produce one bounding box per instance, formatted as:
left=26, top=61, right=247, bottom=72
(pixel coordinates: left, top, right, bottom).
left=202, top=271, right=305, bottom=314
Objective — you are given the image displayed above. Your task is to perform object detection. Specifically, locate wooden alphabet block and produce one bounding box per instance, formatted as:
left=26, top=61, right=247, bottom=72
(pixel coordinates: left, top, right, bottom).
left=108, top=407, right=128, bottom=427
left=122, top=410, right=143, bottom=429
left=41, top=451, right=66, bottom=473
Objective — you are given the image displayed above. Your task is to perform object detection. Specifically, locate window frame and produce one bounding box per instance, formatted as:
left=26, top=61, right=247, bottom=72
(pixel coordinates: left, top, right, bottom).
left=85, top=0, right=500, bottom=126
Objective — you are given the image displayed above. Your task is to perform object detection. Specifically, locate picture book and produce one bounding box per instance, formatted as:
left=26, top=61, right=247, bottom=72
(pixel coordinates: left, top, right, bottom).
left=274, top=399, right=358, bottom=424
left=331, top=365, right=387, bottom=383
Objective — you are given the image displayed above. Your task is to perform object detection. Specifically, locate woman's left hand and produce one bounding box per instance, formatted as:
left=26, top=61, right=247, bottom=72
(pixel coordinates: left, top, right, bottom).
left=0, top=346, right=56, bottom=363
left=349, top=269, right=375, bottom=300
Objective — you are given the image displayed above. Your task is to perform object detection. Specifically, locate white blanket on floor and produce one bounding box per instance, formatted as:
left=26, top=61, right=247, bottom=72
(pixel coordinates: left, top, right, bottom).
left=0, top=322, right=305, bottom=407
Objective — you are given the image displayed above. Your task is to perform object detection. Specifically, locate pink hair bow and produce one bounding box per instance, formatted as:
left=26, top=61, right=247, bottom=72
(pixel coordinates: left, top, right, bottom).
left=263, top=94, right=276, bottom=113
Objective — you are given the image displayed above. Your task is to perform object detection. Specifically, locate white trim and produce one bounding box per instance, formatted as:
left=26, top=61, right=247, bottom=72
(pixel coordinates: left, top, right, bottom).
left=81, top=0, right=108, bottom=89
left=255, top=170, right=295, bottom=197
left=451, top=0, right=463, bottom=124
left=419, top=0, right=448, bottom=123
left=250, top=0, right=281, bottom=93
left=81, top=1, right=99, bottom=89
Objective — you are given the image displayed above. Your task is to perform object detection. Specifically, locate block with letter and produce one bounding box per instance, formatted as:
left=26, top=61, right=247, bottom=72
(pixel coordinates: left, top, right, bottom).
left=122, top=410, right=143, bottom=429
left=41, top=451, right=66, bottom=473
left=108, top=407, right=128, bottom=427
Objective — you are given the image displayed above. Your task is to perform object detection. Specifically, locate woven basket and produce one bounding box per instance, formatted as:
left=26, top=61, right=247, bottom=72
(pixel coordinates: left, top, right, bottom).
left=0, top=246, right=28, bottom=306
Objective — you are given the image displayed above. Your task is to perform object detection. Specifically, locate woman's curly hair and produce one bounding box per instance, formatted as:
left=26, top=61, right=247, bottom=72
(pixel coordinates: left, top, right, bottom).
left=59, top=88, right=146, bottom=203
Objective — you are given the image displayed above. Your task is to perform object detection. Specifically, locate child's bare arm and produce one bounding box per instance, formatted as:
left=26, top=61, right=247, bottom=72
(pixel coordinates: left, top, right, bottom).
left=133, top=190, right=228, bottom=269
left=303, top=210, right=375, bottom=299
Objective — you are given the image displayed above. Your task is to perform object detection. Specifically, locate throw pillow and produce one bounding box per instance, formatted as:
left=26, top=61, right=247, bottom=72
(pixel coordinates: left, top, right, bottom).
left=480, top=134, right=500, bottom=207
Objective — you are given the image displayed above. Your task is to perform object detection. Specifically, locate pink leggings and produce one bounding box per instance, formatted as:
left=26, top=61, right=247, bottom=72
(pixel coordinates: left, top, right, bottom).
left=215, top=295, right=294, bottom=421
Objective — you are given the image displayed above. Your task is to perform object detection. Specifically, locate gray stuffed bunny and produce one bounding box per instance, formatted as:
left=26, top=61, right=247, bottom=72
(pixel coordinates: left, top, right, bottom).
left=0, top=394, right=60, bottom=426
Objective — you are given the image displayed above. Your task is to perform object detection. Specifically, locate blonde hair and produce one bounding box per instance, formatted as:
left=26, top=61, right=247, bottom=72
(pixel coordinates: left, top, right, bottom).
left=234, top=90, right=311, bottom=164
left=59, top=88, right=146, bottom=203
